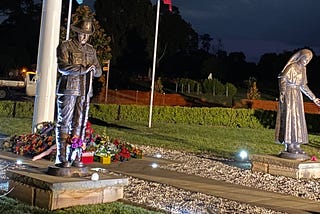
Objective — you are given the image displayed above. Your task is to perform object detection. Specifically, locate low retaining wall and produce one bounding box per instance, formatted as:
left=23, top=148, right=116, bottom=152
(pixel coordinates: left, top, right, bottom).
left=94, top=90, right=189, bottom=106
left=251, top=154, right=320, bottom=179
left=243, top=99, right=320, bottom=114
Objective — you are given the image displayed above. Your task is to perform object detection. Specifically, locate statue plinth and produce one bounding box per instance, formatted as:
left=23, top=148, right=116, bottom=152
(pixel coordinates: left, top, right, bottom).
left=251, top=154, right=320, bottom=179
left=47, top=165, right=89, bottom=177
left=278, top=151, right=309, bottom=161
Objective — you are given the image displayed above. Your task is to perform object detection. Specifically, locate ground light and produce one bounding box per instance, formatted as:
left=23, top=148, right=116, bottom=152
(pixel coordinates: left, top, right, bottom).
left=226, top=149, right=251, bottom=170
left=238, top=150, right=249, bottom=161
left=155, top=153, right=162, bottom=158
left=16, top=159, right=23, bottom=165
left=151, top=163, right=159, bottom=168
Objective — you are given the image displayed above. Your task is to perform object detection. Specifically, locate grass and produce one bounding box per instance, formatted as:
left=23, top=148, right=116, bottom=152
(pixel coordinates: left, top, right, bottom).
left=90, top=119, right=320, bottom=158
left=0, top=197, right=162, bottom=214
left=2, top=116, right=320, bottom=159
left=2, top=116, right=320, bottom=213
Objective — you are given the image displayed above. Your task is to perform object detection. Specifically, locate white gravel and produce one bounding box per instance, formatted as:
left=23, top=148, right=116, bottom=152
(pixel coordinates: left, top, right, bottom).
left=121, top=145, right=316, bottom=213
left=2, top=145, right=318, bottom=213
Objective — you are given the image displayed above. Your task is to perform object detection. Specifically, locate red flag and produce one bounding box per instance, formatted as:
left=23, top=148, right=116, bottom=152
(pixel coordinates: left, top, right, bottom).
left=163, top=0, right=172, bottom=11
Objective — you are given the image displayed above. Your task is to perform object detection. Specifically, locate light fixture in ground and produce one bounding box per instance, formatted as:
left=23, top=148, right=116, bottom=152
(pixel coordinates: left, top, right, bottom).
left=16, top=159, right=23, bottom=165
left=238, top=150, right=249, bottom=161
left=155, top=153, right=162, bottom=158
left=151, top=163, right=159, bottom=168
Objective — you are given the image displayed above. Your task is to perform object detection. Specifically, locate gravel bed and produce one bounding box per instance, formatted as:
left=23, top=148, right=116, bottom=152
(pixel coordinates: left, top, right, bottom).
left=1, top=145, right=318, bottom=213
left=138, top=146, right=320, bottom=202
left=124, top=177, right=285, bottom=214
left=121, top=145, right=310, bottom=213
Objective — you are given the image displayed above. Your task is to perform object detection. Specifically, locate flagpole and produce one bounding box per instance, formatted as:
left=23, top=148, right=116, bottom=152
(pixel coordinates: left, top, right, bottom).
left=66, top=0, right=72, bottom=40
left=148, top=0, right=160, bottom=128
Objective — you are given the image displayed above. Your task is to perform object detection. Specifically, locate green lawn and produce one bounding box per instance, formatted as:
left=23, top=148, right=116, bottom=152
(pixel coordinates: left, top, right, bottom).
left=2, top=116, right=320, bottom=213
left=2, top=116, right=320, bottom=159
left=0, top=197, right=162, bottom=214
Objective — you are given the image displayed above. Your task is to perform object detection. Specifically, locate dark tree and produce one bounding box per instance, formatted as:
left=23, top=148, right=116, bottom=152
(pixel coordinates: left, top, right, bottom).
left=157, top=5, right=200, bottom=78
left=199, top=33, right=213, bottom=53
left=0, top=0, right=84, bottom=76
left=158, top=6, right=198, bottom=56
left=93, top=0, right=155, bottom=88
left=94, top=0, right=154, bottom=66
left=0, top=0, right=41, bottom=75
left=94, top=0, right=200, bottom=88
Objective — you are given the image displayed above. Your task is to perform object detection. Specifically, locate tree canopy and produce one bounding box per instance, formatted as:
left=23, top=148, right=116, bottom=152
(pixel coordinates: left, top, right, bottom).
left=0, top=0, right=41, bottom=74
left=1, top=0, right=320, bottom=97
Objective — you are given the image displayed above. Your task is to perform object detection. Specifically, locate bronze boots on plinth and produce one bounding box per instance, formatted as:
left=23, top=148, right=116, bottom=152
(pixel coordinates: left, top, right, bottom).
left=56, top=133, right=71, bottom=168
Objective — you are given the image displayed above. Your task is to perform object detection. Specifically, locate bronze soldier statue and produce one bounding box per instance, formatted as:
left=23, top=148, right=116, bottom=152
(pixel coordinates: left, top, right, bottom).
left=55, top=17, right=102, bottom=167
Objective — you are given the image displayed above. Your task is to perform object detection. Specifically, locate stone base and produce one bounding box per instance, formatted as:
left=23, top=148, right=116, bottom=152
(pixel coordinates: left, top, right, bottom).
left=6, top=168, right=129, bottom=210
left=278, top=151, right=309, bottom=161
left=251, top=154, right=320, bottom=179
left=47, top=165, right=89, bottom=177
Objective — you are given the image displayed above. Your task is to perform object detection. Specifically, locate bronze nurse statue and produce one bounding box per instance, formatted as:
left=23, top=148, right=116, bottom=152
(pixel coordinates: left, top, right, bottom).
left=275, top=49, right=320, bottom=159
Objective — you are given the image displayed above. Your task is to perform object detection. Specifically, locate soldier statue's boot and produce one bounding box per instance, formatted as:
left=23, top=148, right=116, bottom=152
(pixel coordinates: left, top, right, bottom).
left=71, top=148, right=83, bottom=168
left=70, top=136, right=84, bottom=168
left=71, top=151, right=84, bottom=167
left=72, top=148, right=84, bottom=168
left=72, top=159, right=84, bottom=168
left=56, top=135, right=71, bottom=168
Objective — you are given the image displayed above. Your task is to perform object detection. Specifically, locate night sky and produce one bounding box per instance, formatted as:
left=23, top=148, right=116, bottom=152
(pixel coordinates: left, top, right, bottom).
left=171, top=0, right=320, bottom=62
left=86, top=0, right=320, bottom=62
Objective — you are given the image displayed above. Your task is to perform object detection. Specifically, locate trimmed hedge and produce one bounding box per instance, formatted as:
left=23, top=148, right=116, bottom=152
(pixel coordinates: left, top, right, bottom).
left=0, top=101, right=15, bottom=117
left=2, top=101, right=320, bottom=132
left=0, top=101, right=34, bottom=118
left=90, top=104, right=265, bottom=129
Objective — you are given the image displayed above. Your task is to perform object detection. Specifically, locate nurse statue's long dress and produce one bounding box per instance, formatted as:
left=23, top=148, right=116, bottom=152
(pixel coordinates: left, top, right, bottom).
left=275, top=49, right=320, bottom=154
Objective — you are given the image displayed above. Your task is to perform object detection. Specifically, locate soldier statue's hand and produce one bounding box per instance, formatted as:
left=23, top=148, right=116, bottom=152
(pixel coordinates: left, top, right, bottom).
left=87, top=65, right=96, bottom=72
left=82, top=65, right=96, bottom=75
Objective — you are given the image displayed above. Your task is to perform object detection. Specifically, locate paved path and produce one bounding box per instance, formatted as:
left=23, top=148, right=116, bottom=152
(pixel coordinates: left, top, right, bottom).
left=100, top=157, right=320, bottom=214
left=1, top=152, right=320, bottom=213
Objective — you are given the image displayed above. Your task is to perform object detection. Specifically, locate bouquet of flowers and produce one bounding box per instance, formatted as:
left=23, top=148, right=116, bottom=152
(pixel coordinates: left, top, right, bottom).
left=93, top=129, right=142, bottom=162
left=11, top=122, right=56, bottom=160
left=9, top=121, right=143, bottom=163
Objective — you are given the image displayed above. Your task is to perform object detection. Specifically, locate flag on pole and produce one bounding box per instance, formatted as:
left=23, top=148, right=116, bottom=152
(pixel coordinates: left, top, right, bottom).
left=163, top=0, right=172, bottom=11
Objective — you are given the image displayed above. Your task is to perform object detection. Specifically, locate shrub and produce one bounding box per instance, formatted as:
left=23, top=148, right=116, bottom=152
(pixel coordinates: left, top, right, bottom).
left=225, top=82, right=237, bottom=97
left=202, top=78, right=225, bottom=95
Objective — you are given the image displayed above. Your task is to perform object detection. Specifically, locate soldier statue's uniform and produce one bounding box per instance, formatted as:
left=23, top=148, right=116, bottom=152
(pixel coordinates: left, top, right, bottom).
left=55, top=18, right=102, bottom=167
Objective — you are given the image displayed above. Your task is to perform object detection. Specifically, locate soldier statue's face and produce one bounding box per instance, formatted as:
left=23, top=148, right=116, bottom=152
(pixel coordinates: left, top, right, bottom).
left=78, top=33, right=90, bottom=45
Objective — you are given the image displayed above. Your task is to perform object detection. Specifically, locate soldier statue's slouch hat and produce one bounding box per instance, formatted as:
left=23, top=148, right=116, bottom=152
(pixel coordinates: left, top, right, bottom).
left=71, top=18, right=94, bottom=35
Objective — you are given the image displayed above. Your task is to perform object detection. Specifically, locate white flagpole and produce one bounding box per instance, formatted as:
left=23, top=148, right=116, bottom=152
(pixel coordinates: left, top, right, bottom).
left=148, top=0, right=160, bottom=128
left=66, top=0, right=72, bottom=40
left=32, top=0, right=62, bottom=132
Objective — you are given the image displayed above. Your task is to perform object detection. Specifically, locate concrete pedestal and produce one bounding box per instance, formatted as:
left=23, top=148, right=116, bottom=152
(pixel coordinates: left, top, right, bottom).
left=6, top=168, right=128, bottom=210
left=47, top=165, right=89, bottom=177
left=251, top=154, right=320, bottom=179
left=0, top=150, right=128, bottom=210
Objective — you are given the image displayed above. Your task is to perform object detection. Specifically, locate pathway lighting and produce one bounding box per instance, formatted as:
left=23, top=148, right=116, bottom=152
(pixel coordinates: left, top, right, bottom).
left=238, top=150, right=249, bottom=161
left=151, top=163, right=159, bottom=168
left=16, top=159, right=23, bottom=165
left=155, top=153, right=162, bottom=158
